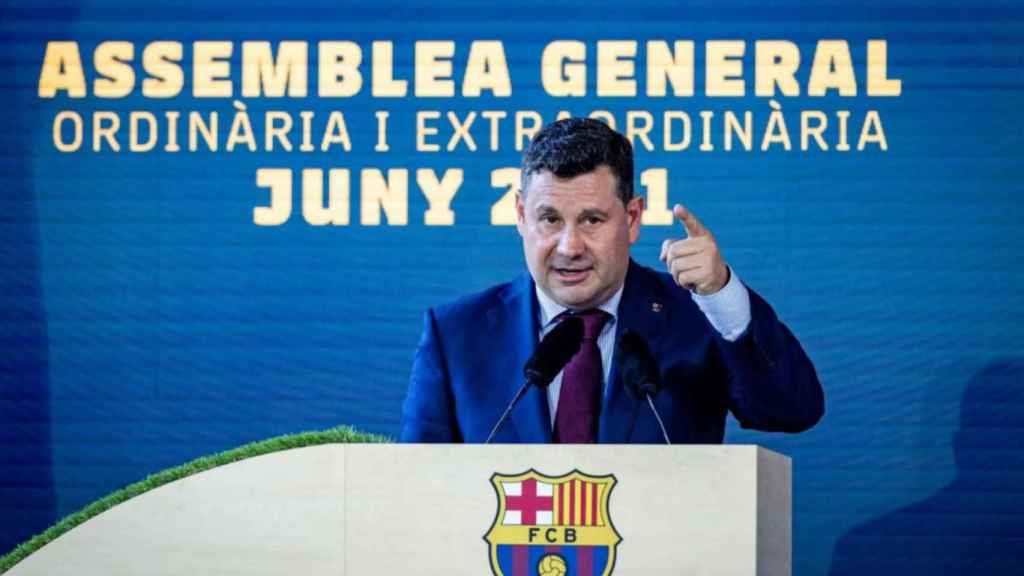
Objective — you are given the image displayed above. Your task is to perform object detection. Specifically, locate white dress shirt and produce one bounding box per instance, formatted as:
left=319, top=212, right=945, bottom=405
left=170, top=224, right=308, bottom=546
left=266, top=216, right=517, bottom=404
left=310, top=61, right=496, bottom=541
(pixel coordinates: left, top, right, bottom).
left=536, top=266, right=752, bottom=427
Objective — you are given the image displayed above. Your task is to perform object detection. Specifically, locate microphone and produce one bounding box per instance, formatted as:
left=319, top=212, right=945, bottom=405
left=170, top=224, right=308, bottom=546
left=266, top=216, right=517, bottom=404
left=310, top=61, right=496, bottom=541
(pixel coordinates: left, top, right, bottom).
left=618, top=330, right=671, bottom=444
left=485, top=316, right=584, bottom=444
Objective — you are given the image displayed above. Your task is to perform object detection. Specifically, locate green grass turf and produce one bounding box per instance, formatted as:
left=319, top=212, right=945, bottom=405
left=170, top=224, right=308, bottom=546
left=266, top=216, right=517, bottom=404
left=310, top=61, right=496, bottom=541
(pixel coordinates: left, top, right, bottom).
left=0, top=426, right=390, bottom=574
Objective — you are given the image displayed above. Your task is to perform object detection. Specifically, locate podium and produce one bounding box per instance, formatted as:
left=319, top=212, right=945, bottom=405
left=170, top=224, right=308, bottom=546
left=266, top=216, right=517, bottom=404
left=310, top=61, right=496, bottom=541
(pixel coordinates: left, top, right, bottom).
left=8, top=445, right=791, bottom=576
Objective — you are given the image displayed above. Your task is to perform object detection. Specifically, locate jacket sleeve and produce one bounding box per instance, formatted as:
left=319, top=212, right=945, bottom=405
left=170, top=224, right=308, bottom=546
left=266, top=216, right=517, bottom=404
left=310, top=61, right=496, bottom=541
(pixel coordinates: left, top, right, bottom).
left=717, top=288, right=825, bottom=433
left=399, top=309, right=463, bottom=442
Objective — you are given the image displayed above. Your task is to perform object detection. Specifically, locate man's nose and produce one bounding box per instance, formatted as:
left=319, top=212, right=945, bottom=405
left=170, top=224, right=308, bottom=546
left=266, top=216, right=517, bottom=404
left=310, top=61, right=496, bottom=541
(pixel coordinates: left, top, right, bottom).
left=556, top=225, right=585, bottom=257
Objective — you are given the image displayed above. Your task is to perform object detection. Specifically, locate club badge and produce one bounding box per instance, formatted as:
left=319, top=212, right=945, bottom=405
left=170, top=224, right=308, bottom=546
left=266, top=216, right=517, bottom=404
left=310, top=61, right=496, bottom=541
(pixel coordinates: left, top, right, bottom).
left=484, top=470, right=621, bottom=576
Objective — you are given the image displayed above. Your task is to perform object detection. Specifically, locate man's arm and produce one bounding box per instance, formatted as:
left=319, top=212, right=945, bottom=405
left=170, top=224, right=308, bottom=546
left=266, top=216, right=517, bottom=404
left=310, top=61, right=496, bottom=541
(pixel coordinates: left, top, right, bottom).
left=400, top=309, right=463, bottom=442
left=661, top=203, right=825, bottom=433
left=714, top=287, right=824, bottom=432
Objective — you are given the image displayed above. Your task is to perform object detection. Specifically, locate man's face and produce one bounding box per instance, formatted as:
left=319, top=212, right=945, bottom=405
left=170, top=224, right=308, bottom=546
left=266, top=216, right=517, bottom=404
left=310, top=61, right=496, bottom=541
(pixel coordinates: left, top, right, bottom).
left=516, top=165, right=644, bottom=310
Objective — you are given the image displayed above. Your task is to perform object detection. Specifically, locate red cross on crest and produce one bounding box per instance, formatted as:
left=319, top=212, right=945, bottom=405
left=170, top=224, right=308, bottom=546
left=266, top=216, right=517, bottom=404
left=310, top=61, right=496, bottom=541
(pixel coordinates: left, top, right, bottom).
left=505, top=478, right=552, bottom=525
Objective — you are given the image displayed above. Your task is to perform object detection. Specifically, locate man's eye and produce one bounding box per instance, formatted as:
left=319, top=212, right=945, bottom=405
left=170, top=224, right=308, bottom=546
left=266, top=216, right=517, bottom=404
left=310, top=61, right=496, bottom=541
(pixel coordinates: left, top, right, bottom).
left=584, top=216, right=603, bottom=225
left=541, top=216, right=560, bottom=224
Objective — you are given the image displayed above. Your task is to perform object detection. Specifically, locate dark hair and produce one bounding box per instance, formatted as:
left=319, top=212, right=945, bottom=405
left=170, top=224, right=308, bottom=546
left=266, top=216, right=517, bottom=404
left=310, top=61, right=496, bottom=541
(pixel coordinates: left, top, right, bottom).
left=520, top=117, right=634, bottom=204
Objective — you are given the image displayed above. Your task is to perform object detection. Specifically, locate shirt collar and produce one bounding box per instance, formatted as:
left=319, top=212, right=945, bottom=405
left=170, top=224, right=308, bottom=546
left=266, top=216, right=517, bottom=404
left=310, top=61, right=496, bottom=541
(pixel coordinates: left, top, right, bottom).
left=535, top=280, right=625, bottom=330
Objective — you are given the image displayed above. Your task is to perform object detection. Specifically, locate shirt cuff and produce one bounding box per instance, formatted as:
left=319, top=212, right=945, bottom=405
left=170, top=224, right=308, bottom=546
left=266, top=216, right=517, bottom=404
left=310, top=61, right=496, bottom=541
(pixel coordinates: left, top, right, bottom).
left=690, top=267, right=751, bottom=342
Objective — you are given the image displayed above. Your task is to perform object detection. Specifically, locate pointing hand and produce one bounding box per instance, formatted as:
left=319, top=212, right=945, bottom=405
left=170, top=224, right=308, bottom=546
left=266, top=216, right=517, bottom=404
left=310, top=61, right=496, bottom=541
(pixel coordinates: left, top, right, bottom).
left=659, top=204, right=730, bottom=295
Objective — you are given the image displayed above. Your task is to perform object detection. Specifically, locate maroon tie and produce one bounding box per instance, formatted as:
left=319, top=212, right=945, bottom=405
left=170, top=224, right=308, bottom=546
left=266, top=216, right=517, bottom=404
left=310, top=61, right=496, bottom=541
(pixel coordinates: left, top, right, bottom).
left=554, top=310, right=611, bottom=443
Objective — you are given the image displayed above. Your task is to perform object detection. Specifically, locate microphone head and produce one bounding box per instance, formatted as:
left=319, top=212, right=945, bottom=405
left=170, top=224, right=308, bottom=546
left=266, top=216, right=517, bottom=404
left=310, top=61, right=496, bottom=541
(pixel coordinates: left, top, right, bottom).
left=523, top=315, right=584, bottom=388
left=617, top=330, right=661, bottom=398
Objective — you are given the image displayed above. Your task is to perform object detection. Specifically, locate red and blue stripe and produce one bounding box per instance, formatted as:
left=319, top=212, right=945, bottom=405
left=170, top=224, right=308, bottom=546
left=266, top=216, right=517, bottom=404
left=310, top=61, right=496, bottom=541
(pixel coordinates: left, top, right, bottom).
left=496, top=544, right=609, bottom=576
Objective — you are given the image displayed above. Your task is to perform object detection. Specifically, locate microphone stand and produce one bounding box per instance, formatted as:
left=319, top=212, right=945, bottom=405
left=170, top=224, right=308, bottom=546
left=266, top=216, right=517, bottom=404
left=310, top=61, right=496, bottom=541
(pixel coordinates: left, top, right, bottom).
left=485, top=379, right=533, bottom=444
left=644, top=392, right=671, bottom=445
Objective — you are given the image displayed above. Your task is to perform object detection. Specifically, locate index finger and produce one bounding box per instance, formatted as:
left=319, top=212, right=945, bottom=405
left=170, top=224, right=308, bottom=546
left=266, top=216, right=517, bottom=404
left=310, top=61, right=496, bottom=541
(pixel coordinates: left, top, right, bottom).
left=674, top=203, right=707, bottom=238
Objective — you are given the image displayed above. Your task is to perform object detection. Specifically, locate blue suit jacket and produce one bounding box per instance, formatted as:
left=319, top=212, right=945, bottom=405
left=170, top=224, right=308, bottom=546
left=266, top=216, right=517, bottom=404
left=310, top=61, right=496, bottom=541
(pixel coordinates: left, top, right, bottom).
left=400, top=260, right=824, bottom=443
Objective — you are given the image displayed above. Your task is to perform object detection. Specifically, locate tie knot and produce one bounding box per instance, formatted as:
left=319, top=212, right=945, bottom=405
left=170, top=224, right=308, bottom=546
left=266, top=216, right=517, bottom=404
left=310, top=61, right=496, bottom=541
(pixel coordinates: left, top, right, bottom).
left=572, top=309, right=611, bottom=341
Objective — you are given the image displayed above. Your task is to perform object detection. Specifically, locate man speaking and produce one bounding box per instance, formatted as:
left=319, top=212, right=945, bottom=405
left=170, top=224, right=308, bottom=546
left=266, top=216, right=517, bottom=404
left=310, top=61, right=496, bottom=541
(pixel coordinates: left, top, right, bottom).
left=400, top=118, right=824, bottom=443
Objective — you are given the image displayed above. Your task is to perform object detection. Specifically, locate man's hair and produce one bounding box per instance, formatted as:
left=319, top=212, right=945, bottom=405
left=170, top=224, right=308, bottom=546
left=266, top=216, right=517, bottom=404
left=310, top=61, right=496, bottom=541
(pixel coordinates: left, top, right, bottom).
left=520, top=117, right=634, bottom=204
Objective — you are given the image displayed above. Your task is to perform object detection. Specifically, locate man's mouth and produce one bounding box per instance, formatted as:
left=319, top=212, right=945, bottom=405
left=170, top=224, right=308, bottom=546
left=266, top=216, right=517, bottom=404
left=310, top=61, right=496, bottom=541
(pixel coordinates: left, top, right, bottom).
left=552, top=266, right=592, bottom=283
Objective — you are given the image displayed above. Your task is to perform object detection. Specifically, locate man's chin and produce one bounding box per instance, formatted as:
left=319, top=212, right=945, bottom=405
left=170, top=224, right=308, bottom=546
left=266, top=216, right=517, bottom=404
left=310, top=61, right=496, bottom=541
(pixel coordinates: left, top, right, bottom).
left=548, top=283, right=600, bottom=310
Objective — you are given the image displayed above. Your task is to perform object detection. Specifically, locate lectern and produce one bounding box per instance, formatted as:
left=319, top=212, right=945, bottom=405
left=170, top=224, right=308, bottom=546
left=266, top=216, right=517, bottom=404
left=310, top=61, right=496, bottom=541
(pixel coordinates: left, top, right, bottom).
left=7, top=445, right=791, bottom=576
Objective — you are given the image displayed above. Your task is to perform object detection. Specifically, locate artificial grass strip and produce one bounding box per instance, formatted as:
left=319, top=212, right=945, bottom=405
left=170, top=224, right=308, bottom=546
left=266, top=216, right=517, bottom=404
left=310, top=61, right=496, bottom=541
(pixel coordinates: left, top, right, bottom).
left=0, top=426, right=389, bottom=574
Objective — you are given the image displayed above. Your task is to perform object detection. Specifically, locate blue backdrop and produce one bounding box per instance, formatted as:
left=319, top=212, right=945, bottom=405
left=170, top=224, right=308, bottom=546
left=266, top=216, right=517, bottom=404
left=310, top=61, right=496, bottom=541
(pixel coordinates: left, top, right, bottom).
left=2, top=1, right=1022, bottom=574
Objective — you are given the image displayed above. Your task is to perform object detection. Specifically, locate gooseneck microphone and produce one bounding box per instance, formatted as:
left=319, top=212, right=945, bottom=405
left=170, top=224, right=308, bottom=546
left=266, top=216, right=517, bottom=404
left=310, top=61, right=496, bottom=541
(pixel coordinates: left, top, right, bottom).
left=618, top=330, right=671, bottom=444
left=484, top=316, right=584, bottom=444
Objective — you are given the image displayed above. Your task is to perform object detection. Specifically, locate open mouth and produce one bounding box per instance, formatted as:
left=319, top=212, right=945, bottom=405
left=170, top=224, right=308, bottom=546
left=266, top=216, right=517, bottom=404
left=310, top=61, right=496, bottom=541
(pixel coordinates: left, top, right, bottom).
left=553, top=267, right=592, bottom=283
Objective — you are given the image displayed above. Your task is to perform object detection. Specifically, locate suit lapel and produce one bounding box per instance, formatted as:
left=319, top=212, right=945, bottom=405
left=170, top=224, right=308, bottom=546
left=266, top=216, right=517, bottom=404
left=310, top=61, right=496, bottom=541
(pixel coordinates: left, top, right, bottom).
left=496, top=273, right=553, bottom=443
left=599, top=261, right=666, bottom=443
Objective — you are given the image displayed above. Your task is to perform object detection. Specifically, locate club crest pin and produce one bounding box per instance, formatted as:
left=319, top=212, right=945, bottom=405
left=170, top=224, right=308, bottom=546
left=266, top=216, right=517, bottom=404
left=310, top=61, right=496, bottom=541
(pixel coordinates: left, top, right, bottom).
left=484, top=470, right=622, bottom=576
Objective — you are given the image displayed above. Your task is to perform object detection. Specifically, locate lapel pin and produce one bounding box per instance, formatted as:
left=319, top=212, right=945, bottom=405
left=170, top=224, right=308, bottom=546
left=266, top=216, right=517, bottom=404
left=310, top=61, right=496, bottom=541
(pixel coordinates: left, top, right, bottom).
left=651, top=301, right=663, bottom=313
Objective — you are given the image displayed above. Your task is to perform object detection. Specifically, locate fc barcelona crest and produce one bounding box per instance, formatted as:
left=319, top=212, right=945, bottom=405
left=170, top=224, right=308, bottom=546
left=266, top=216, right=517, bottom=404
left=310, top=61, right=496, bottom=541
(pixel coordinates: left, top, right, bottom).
left=484, top=470, right=622, bottom=576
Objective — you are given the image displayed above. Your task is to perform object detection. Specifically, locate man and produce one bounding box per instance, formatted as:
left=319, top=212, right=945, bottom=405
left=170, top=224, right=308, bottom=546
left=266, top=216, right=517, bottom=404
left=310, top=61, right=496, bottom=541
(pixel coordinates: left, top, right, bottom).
left=400, top=118, right=823, bottom=443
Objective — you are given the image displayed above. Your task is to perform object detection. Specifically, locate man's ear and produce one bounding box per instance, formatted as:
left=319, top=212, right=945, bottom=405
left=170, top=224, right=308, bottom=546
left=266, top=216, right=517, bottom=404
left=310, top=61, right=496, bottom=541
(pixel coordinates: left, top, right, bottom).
left=626, top=195, right=644, bottom=244
left=515, top=192, right=526, bottom=236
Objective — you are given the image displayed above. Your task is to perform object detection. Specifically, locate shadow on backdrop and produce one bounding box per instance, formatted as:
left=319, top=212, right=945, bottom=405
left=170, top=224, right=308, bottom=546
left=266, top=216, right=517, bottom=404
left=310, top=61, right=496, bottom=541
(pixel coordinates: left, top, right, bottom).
left=0, top=108, right=56, bottom=550
left=829, top=359, right=1024, bottom=574
left=0, top=2, right=77, bottom=555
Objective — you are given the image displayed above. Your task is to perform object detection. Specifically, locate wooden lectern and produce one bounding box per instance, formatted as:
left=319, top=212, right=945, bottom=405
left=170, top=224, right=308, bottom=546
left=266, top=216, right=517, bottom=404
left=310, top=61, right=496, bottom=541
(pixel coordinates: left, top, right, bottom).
left=8, top=445, right=791, bottom=576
